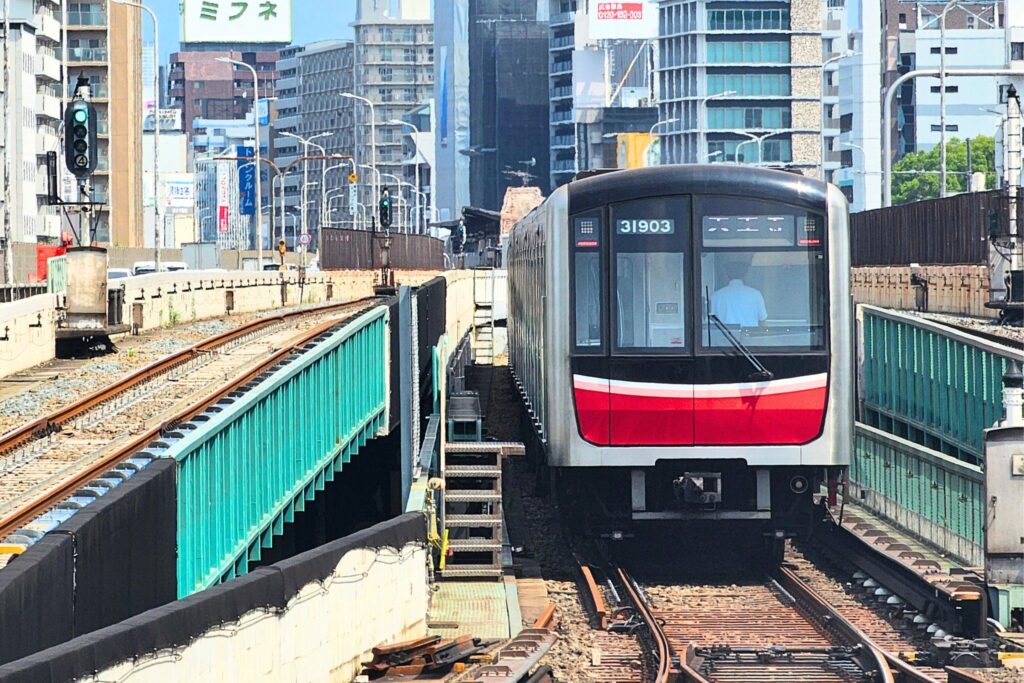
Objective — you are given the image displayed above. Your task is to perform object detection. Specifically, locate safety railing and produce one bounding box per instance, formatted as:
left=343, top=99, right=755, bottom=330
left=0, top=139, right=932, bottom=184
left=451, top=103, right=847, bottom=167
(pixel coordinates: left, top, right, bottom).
left=170, top=306, right=389, bottom=597
left=850, top=423, right=983, bottom=567
left=858, top=304, right=1015, bottom=463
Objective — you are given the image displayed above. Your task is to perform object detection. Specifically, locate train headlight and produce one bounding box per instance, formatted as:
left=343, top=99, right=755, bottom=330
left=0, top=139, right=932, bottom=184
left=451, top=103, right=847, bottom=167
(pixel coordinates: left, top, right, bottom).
left=789, top=475, right=809, bottom=494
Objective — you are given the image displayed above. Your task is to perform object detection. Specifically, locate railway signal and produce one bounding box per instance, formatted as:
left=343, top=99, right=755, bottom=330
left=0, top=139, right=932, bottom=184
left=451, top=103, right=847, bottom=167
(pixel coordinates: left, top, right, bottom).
left=379, top=188, right=392, bottom=230
left=64, top=97, right=98, bottom=179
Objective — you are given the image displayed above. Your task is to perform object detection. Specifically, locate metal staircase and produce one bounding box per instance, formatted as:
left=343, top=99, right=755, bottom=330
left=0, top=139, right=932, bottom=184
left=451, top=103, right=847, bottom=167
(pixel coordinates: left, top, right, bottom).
left=472, top=268, right=496, bottom=365
left=441, top=442, right=524, bottom=580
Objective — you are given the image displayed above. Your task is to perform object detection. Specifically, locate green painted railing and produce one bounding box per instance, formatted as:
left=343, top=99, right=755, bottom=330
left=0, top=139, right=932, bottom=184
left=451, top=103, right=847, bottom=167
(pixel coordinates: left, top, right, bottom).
left=850, top=423, right=984, bottom=567
left=859, top=305, right=1015, bottom=463
left=168, top=306, right=389, bottom=597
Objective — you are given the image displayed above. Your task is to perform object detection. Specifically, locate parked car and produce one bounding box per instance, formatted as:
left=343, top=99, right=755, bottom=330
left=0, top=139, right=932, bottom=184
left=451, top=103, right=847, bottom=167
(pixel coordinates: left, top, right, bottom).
left=131, top=261, right=190, bottom=275
left=107, top=268, right=131, bottom=280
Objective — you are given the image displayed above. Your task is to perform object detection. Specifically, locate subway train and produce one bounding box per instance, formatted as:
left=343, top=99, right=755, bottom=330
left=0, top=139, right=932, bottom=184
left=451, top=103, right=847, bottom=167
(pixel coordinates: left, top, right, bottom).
left=507, top=165, right=852, bottom=552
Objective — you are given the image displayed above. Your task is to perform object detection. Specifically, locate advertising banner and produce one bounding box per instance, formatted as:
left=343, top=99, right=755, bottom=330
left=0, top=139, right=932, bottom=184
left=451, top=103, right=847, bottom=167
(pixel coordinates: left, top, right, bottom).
left=216, top=162, right=231, bottom=233
left=237, top=146, right=256, bottom=217
left=182, top=0, right=292, bottom=44
left=165, top=175, right=195, bottom=209
left=257, top=98, right=271, bottom=126
left=588, top=1, right=658, bottom=41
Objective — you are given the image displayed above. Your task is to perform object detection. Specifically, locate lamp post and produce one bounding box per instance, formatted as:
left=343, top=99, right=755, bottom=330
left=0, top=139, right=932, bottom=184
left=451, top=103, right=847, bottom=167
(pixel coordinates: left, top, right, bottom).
left=112, top=0, right=161, bottom=268
left=704, top=150, right=723, bottom=162
left=342, top=93, right=377, bottom=205
left=699, top=91, right=735, bottom=163
left=821, top=51, right=860, bottom=181
left=734, top=130, right=791, bottom=165
left=216, top=57, right=264, bottom=267
left=280, top=131, right=329, bottom=262
left=359, top=163, right=382, bottom=228
left=388, top=119, right=425, bottom=233
left=938, top=0, right=962, bottom=197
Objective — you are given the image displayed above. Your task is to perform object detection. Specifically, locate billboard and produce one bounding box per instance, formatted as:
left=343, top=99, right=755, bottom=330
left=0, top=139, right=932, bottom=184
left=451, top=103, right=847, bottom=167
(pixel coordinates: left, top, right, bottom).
left=588, top=1, right=658, bottom=41
left=165, top=174, right=195, bottom=209
left=216, top=162, right=231, bottom=233
left=182, top=0, right=292, bottom=44
left=237, top=146, right=256, bottom=217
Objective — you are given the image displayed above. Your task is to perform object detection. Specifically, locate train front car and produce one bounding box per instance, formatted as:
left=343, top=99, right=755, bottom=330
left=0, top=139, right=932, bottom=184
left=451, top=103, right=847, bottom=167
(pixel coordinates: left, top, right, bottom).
left=510, top=165, right=852, bottom=554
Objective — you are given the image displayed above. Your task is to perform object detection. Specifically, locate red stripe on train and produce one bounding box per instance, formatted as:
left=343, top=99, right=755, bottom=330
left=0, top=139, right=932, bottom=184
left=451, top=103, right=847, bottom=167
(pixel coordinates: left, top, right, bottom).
left=573, top=376, right=827, bottom=446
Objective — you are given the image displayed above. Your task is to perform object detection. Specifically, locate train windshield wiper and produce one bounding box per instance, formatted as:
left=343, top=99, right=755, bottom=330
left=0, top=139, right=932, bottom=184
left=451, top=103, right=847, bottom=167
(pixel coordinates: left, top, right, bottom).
left=708, top=314, right=774, bottom=382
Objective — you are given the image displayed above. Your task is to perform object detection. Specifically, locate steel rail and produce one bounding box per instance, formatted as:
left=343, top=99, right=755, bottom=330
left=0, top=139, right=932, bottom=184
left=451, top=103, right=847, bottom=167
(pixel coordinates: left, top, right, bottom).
left=0, top=299, right=376, bottom=456
left=616, top=567, right=675, bottom=683
left=0, top=302, right=378, bottom=540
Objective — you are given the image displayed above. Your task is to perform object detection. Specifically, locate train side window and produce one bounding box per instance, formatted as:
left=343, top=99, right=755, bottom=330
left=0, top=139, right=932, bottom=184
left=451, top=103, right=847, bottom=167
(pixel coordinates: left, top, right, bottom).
left=573, top=214, right=603, bottom=351
left=611, top=197, right=691, bottom=351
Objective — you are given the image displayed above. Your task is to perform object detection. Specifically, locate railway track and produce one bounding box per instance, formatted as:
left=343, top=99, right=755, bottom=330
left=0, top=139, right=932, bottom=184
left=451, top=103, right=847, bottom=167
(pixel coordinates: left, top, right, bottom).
left=578, top=544, right=955, bottom=683
left=0, top=299, right=378, bottom=562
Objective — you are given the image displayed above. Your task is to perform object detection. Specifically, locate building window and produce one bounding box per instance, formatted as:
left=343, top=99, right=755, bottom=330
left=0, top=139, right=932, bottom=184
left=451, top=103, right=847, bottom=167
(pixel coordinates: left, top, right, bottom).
left=707, top=107, right=791, bottom=129
left=898, top=13, right=907, bottom=27
left=1013, top=43, right=1024, bottom=61
left=930, top=46, right=958, bottom=55
left=930, top=85, right=959, bottom=93
left=707, top=73, right=790, bottom=96
left=378, top=67, right=392, bottom=82
left=707, top=41, right=790, bottom=64
left=707, top=138, right=792, bottom=164
left=931, top=124, right=959, bottom=132
left=707, top=9, right=789, bottom=31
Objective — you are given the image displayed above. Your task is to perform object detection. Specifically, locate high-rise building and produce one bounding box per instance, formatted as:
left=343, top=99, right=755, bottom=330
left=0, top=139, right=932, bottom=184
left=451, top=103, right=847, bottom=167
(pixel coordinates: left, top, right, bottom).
left=274, top=40, right=356, bottom=235
left=434, top=1, right=550, bottom=218
left=658, top=0, right=824, bottom=176
left=547, top=0, right=659, bottom=189
left=167, top=46, right=281, bottom=136
left=353, top=0, right=433, bottom=225
left=65, top=0, right=144, bottom=246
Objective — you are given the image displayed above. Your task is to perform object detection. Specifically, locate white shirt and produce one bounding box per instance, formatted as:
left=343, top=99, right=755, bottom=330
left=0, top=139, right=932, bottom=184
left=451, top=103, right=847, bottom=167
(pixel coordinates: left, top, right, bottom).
left=711, top=279, right=768, bottom=328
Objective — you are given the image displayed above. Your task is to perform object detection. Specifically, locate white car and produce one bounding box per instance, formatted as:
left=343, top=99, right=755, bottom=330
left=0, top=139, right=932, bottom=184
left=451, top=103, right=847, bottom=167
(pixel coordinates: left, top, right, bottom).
left=107, top=268, right=131, bottom=280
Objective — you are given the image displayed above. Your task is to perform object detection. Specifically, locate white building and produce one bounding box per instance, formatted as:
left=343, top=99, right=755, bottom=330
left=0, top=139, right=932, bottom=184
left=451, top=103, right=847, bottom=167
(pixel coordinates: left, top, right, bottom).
left=911, top=27, right=1005, bottom=151
left=833, top=0, right=883, bottom=212
left=1, top=0, right=62, bottom=245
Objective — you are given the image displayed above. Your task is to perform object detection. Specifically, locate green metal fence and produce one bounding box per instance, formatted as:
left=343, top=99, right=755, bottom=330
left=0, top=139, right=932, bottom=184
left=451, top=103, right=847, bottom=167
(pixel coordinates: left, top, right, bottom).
left=851, top=423, right=984, bottom=567
left=168, top=306, right=389, bottom=597
left=859, top=305, right=1015, bottom=463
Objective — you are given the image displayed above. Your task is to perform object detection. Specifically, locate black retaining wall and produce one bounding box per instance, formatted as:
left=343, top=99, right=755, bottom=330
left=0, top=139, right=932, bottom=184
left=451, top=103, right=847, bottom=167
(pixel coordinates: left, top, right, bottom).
left=0, top=513, right=426, bottom=683
left=0, top=458, right=177, bottom=666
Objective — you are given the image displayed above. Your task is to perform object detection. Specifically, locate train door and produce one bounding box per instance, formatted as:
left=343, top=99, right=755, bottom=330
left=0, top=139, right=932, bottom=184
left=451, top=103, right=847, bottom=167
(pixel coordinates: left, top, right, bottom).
left=608, top=197, right=695, bottom=446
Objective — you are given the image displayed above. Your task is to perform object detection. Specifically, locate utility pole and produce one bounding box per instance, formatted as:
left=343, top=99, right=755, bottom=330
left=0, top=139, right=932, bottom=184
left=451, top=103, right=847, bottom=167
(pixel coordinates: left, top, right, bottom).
left=2, top=0, right=13, bottom=284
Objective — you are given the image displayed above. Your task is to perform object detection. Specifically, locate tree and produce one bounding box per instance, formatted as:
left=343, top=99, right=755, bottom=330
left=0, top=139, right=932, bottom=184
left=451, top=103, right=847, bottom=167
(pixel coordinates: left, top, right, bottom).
left=892, top=135, right=997, bottom=205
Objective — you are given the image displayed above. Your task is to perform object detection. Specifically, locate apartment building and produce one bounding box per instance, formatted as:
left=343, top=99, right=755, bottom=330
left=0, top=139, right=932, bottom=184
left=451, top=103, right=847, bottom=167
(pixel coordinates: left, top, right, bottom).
left=65, top=0, right=143, bottom=246
left=658, top=0, right=824, bottom=176
left=353, top=0, right=434, bottom=218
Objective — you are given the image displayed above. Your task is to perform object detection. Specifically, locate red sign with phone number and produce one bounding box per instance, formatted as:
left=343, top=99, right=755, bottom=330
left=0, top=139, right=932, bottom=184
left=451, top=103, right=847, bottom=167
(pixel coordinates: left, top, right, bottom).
left=597, top=2, right=644, bottom=20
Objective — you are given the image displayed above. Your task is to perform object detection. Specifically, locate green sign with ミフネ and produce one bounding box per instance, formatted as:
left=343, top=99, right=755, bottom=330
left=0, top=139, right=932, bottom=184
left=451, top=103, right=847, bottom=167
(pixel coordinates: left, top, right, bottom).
left=182, top=0, right=293, bottom=44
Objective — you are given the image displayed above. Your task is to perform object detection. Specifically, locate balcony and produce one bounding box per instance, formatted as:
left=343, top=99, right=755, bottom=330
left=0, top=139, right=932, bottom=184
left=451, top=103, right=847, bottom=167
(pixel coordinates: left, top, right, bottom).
left=823, top=150, right=843, bottom=163
left=37, top=14, right=61, bottom=42
left=36, top=92, right=61, bottom=120
left=551, top=110, right=574, bottom=124
left=550, top=35, right=574, bottom=50
left=37, top=54, right=60, bottom=81
left=67, top=10, right=106, bottom=26
left=550, top=12, right=574, bottom=27
left=551, top=60, right=572, bottom=76
left=552, top=135, right=575, bottom=148
left=823, top=85, right=839, bottom=98
left=552, top=159, right=576, bottom=172
left=67, top=47, right=108, bottom=63
left=552, top=85, right=572, bottom=99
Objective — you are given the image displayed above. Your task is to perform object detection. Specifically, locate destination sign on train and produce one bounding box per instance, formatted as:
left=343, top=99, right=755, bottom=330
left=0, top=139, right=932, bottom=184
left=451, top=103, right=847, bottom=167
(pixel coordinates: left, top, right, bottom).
left=701, top=215, right=795, bottom=247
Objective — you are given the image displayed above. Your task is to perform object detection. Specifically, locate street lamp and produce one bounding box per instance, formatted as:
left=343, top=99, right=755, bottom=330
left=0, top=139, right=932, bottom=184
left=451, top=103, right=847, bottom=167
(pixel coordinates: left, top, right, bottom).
left=699, top=91, right=735, bottom=163
left=735, top=130, right=791, bottom=165
left=341, top=93, right=377, bottom=203
left=358, top=164, right=382, bottom=229
left=938, top=0, right=962, bottom=197
left=821, top=51, right=860, bottom=181
left=704, top=150, right=723, bottom=162
left=112, top=0, right=162, bottom=268
left=216, top=57, right=264, bottom=267
left=280, top=131, right=329, bottom=260
left=388, top=118, right=426, bottom=233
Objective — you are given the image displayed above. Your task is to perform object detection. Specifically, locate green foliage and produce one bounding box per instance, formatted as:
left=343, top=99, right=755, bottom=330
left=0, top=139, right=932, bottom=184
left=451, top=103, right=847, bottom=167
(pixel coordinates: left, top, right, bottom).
left=893, top=135, right=997, bottom=205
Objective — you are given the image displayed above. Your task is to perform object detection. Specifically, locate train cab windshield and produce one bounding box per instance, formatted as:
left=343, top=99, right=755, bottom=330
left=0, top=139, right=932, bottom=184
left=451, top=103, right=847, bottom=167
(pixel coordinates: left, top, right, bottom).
left=698, top=196, right=827, bottom=352
left=572, top=193, right=828, bottom=356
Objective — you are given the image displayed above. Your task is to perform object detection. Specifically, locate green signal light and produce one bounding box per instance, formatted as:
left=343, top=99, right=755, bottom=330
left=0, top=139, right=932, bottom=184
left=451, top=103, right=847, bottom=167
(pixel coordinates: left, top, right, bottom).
left=73, top=108, right=89, bottom=124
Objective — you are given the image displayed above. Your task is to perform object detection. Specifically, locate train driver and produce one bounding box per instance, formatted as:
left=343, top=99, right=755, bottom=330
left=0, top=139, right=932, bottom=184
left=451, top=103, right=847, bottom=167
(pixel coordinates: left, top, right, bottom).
left=711, top=262, right=768, bottom=328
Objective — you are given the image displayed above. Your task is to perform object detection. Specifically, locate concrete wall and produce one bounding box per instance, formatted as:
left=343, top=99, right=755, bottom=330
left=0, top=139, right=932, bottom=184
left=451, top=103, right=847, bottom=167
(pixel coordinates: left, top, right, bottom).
left=0, top=269, right=443, bottom=381
left=850, top=265, right=994, bottom=318
left=0, top=294, right=59, bottom=379
left=443, top=269, right=476, bottom=364
left=91, top=544, right=428, bottom=683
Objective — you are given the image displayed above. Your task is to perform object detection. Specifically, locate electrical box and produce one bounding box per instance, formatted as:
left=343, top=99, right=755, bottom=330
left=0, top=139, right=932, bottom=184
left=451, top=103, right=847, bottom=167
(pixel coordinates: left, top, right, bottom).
left=984, top=425, right=1024, bottom=586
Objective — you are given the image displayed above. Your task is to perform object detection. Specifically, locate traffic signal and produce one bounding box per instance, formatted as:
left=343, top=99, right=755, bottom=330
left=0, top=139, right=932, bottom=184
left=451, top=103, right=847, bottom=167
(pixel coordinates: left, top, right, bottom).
left=278, top=239, right=287, bottom=256
left=64, top=100, right=97, bottom=179
left=379, top=188, right=392, bottom=230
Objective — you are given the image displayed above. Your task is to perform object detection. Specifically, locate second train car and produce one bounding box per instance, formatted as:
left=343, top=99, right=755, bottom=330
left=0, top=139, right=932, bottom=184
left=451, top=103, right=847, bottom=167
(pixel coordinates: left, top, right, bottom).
left=507, top=165, right=852, bottom=548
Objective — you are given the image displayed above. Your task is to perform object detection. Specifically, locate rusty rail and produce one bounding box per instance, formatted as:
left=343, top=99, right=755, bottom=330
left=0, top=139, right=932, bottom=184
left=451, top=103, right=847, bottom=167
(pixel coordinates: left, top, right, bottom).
left=617, top=567, right=674, bottom=683
left=0, top=302, right=378, bottom=540
left=0, top=299, right=375, bottom=456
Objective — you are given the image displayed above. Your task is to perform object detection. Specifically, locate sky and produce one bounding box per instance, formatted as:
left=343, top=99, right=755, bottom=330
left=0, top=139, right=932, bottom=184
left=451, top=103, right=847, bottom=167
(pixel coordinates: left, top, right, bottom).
left=152, top=0, right=358, bottom=62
